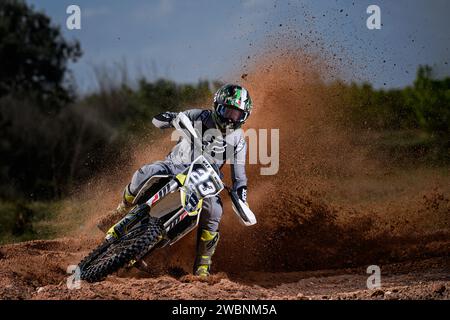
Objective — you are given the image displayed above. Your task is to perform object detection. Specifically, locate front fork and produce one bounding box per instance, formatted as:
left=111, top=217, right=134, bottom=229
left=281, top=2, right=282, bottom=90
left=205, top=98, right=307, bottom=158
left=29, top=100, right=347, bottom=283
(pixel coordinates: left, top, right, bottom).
left=106, top=179, right=179, bottom=242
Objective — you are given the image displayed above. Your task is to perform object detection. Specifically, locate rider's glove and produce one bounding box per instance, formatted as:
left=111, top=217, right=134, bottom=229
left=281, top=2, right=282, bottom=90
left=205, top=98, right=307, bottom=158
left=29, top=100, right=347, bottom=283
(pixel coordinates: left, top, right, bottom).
left=152, top=112, right=178, bottom=129
left=237, top=186, right=248, bottom=206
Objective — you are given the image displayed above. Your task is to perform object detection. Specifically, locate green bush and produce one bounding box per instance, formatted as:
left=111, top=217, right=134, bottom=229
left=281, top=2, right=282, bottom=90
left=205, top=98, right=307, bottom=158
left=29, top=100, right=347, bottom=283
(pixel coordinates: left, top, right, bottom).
left=0, top=201, right=58, bottom=244
left=404, top=66, right=450, bottom=143
left=332, top=66, right=449, bottom=162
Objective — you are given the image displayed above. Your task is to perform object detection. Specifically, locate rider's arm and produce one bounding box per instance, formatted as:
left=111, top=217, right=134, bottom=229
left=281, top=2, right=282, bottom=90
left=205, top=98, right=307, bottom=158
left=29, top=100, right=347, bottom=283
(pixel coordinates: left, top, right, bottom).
left=152, top=109, right=205, bottom=129
left=231, top=136, right=248, bottom=204
left=152, top=112, right=178, bottom=129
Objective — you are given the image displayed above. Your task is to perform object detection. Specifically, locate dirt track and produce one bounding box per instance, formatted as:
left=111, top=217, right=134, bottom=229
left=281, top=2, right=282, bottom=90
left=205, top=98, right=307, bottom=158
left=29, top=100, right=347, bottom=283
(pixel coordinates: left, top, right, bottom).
left=0, top=238, right=448, bottom=300
left=1, top=51, right=449, bottom=300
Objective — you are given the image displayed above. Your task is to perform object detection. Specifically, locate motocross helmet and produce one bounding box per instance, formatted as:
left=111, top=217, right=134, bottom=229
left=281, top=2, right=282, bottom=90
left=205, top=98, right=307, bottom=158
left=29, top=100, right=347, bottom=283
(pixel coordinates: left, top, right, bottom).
left=212, top=84, right=253, bottom=130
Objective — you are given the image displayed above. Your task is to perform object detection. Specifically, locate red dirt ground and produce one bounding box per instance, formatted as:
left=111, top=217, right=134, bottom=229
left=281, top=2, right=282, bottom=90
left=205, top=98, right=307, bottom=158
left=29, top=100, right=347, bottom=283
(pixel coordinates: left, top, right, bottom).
left=1, top=51, right=449, bottom=300
left=0, top=238, right=448, bottom=300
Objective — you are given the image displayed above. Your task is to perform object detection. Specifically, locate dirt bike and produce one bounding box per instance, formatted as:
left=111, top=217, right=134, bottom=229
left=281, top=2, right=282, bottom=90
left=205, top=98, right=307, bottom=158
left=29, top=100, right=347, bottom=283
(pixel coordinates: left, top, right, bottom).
left=78, top=113, right=257, bottom=282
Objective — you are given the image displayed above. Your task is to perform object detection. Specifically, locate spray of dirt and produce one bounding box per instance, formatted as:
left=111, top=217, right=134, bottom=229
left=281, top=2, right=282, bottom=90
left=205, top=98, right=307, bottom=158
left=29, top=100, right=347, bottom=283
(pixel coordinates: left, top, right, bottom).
left=1, top=49, right=449, bottom=300
left=50, top=47, right=450, bottom=277
left=217, top=51, right=449, bottom=273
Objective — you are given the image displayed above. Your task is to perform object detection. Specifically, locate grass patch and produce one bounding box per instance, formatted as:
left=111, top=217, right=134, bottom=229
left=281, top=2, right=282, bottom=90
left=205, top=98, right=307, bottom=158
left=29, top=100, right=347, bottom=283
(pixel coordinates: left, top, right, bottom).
left=0, top=201, right=61, bottom=244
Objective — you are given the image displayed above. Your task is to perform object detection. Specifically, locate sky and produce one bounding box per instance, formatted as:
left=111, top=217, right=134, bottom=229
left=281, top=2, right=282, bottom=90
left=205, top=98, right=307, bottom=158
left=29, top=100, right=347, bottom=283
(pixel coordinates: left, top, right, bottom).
left=26, top=0, right=450, bottom=92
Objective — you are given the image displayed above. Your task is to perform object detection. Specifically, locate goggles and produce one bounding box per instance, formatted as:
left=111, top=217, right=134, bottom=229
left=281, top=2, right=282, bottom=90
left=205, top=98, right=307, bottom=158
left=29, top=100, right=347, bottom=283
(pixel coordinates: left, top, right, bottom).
left=217, top=104, right=247, bottom=124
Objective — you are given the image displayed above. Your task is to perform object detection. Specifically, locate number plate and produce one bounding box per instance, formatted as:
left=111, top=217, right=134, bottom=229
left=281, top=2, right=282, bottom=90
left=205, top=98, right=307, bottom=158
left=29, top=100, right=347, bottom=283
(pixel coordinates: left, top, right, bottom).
left=185, top=156, right=224, bottom=199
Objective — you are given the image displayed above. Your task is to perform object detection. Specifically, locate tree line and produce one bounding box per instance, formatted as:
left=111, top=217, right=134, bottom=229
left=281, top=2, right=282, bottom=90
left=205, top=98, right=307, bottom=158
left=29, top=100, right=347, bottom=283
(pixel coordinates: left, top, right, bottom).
left=1, top=0, right=449, bottom=203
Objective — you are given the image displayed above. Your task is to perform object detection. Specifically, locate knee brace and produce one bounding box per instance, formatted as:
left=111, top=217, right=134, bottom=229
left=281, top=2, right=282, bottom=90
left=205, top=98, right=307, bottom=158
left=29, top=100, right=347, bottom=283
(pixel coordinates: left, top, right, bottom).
left=122, top=184, right=135, bottom=207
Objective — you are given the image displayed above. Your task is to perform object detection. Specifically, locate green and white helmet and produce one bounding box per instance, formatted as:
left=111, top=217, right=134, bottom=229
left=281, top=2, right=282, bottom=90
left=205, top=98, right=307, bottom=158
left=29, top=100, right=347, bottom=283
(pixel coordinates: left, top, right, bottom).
left=212, top=84, right=253, bottom=130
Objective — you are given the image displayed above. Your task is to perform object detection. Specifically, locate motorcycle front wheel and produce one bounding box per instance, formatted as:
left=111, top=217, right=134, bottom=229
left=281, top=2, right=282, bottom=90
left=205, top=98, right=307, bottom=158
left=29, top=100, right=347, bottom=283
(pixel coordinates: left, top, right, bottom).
left=78, top=217, right=163, bottom=283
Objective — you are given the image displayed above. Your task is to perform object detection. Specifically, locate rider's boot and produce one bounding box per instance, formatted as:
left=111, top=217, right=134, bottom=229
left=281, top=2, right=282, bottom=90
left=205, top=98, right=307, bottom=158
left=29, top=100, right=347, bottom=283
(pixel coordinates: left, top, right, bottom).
left=97, top=185, right=135, bottom=233
left=193, top=229, right=220, bottom=277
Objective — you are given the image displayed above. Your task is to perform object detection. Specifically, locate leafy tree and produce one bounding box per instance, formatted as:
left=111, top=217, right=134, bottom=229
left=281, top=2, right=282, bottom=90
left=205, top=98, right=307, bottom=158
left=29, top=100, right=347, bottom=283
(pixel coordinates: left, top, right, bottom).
left=404, top=66, right=450, bottom=141
left=0, top=0, right=83, bottom=199
left=0, top=0, right=82, bottom=110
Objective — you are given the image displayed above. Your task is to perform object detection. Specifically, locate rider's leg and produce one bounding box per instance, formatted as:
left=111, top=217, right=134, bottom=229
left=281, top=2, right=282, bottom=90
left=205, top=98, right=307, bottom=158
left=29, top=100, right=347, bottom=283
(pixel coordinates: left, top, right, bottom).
left=128, top=161, right=173, bottom=195
left=194, top=196, right=223, bottom=277
left=96, top=184, right=135, bottom=232
left=97, top=161, right=173, bottom=232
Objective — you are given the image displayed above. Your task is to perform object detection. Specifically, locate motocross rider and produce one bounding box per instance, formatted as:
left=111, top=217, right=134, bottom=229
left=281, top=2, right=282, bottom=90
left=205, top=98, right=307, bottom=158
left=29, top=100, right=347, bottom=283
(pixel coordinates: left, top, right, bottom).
left=97, top=84, right=253, bottom=277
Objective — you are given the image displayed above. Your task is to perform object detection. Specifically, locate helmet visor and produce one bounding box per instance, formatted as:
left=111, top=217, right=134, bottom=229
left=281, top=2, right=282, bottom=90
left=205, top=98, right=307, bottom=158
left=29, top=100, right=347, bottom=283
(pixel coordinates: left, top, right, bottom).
left=219, top=105, right=245, bottom=124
